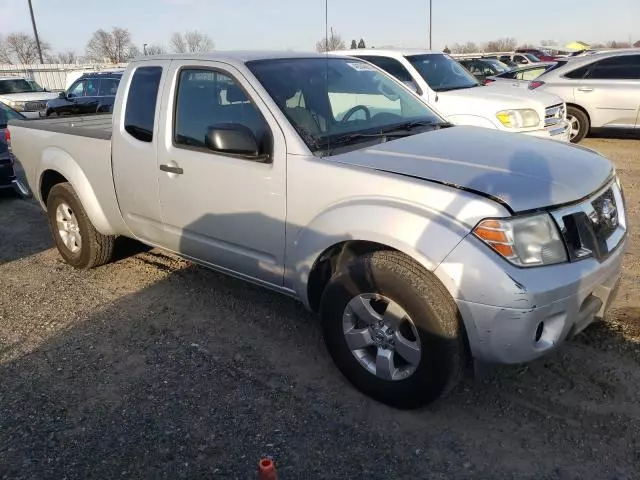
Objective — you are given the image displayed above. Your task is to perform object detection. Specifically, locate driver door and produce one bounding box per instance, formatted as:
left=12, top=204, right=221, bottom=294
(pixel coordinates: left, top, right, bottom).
left=155, top=61, right=287, bottom=286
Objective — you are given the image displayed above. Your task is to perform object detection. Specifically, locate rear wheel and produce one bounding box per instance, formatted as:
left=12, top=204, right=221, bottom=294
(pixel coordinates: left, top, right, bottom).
left=566, top=106, right=589, bottom=143
left=46, top=183, right=115, bottom=269
left=320, top=250, right=464, bottom=409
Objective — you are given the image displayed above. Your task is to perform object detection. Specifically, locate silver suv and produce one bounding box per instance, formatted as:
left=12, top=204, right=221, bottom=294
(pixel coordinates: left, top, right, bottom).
left=530, top=49, right=640, bottom=142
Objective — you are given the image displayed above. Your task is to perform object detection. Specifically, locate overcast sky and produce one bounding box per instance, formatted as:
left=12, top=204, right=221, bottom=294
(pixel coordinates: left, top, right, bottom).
left=1, top=0, right=639, bottom=54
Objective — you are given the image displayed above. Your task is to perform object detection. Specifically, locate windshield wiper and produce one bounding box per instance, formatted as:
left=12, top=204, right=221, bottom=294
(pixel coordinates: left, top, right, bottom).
left=436, top=85, right=480, bottom=92
left=315, top=120, right=452, bottom=154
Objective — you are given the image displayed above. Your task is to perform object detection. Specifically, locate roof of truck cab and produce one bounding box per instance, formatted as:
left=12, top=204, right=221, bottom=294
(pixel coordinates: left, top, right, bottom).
left=128, top=51, right=348, bottom=66
left=0, top=76, right=27, bottom=81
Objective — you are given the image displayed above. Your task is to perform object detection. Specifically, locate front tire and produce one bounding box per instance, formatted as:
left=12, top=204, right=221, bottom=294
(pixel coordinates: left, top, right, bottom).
left=46, top=183, right=115, bottom=269
left=320, top=250, right=464, bottom=409
left=567, top=106, right=589, bottom=143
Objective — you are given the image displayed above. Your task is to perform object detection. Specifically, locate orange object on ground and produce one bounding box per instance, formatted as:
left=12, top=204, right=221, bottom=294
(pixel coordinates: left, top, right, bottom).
left=258, top=458, right=277, bottom=480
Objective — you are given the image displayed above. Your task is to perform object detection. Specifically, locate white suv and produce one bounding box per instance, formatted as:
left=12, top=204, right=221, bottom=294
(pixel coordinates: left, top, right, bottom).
left=332, top=49, right=570, bottom=142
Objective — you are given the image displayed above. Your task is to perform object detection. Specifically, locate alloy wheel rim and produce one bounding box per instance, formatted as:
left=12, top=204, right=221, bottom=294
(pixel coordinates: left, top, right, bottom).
left=342, top=293, right=421, bottom=381
left=56, top=202, right=82, bottom=254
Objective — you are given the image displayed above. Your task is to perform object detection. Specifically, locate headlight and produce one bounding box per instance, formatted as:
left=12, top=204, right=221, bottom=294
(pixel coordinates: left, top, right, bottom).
left=8, top=100, right=26, bottom=112
left=496, top=109, right=540, bottom=128
left=473, top=215, right=567, bottom=267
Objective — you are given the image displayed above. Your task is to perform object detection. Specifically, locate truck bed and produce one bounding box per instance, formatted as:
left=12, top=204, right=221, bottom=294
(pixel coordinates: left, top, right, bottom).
left=9, top=114, right=112, bottom=140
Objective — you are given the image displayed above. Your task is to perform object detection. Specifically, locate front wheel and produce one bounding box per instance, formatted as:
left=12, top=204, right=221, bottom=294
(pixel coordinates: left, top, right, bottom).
left=320, top=251, right=464, bottom=409
left=566, top=106, right=590, bottom=143
left=46, top=182, right=115, bottom=269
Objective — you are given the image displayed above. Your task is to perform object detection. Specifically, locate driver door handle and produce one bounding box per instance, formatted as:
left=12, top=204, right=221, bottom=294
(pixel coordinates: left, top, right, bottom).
left=159, top=164, right=184, bottom=175
left=577, top=87, right=594, bottom=92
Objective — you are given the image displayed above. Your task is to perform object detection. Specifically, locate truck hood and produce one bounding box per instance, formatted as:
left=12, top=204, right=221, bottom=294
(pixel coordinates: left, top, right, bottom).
left=436, top=85, right=562, bottom=119
left=0, top=92, right=59, bottom=102
left=331, top=125, right=613, bottom=213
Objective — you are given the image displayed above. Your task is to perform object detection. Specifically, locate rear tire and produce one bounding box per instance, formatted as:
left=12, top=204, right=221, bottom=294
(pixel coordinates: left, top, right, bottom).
left=567, top=106, right=589, bottom=143
left=46, top=182, right=115, bottom=269
left=320, top=250, right=464, bottom=409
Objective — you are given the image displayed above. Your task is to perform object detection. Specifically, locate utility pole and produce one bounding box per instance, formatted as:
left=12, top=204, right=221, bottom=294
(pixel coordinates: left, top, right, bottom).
left=429, top=0, right=433, bottom=50
left=27, top=0, right=45, bottom=64
left=143, top=43, right=148, bottom=56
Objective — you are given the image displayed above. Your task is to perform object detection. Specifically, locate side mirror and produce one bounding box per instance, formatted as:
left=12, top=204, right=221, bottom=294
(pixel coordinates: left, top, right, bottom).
left=58, top=92, right=67, bottom=99
left=402, top=80, right=419, bottom=94
left=205, top=123, right=261, bottom=157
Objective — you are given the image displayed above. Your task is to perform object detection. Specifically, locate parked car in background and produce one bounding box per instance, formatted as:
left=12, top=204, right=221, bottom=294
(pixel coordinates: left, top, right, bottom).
left=9, top=51, right=626, bottom=408
left=458, top=58, right=511, bottom=84
left=528, top=49, right=640, bottom=142
left=484, top=61, right=567, bottom=85
left=0, top=103, right=29, bottom=197
left=515, top=48, right=558, bottom=62
left=46, top=70, right=123, bottom=117
left=503, top=53, right=542, bottom=66
left=0, top=77, right=59, bottom=119
left=333, top=49, right=570, bottom=141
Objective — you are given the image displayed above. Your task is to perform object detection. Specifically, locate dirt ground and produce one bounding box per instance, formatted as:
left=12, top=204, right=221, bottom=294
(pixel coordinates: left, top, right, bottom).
left=1, top=135, right=639, bottom=479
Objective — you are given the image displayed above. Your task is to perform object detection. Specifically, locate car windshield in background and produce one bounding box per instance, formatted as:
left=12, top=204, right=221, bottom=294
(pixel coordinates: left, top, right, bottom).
left=406, top=54, right=480, bottom=92
left=0, top=102, right=25, bottom=120
left=484, top=59, right=510, bottom=73
left=0, top=79, right=37, bottom=95
left=247, top=57, right=445, bottom=154
left=525, top=53, right=541, bottom=62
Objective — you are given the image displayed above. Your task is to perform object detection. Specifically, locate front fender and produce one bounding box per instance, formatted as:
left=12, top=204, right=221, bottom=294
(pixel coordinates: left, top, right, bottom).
left=287, top=200, right=473, bottom=308
left=39, top=147, right=117, bottom=235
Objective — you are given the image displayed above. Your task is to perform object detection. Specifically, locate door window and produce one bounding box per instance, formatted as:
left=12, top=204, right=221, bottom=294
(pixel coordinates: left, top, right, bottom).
left=124, top=66, right=162, bottom=143
left=98, top=78, right=120, bottom=96
left=68, top=80, right=86, bottom=97
left=356, top=56, right=414, bottom=83
left=85, top=79, right=99, bottom=96
left=587, top=55, right=640, bottom=80
left=173, top=68, right=271, bottom=155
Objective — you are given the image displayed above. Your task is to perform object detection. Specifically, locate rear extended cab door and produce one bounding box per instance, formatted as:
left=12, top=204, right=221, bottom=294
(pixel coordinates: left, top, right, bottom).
left=111, top=59, right=172, bottom=245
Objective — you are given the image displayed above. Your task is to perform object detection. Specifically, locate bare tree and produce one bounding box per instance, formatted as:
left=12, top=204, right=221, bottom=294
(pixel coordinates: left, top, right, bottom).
left=635, top=40, right=640, bottom=48
left=55, top=50, right=77, bottom=64
left=483, top=37, right=517, bottom=52
left=3, top=32, right=51, bottom=64
left=0, top=36, right=11, bottom=64
left=540, top=39, right=555, bottom=47
left=170, top=31, right=214, bottom=53
left=86, top=27, right=136, bottom=63
left=607, top=40, right=630, bottom=49
left=316, top=28, right=346, bottom=52
left=450, top=42, right=479, bottom=54
left=145, top=44, right=165, bottom=56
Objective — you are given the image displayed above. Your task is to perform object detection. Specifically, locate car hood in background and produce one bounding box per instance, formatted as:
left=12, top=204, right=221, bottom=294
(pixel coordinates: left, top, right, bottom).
left=0, top=92, right=59, bottom=103
left=331, top=125, right=613, bottom=213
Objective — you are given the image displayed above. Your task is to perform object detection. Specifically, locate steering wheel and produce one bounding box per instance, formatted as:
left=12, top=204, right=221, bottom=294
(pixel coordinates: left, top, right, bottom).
left=340, top=105, right=371, bottom=124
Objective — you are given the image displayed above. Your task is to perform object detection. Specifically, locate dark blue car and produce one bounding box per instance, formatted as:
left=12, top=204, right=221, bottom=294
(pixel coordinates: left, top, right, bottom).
left=45, top=70, right=123, bottom=117
left=0, top=102, right=29, bottom=197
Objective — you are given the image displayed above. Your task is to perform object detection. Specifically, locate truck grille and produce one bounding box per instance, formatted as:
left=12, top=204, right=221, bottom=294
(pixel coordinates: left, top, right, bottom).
left=551, top=180, right=626, bottom=262
left=24, top=101, right=47, bottom=112
left=544, top=103, right=565, bottom=127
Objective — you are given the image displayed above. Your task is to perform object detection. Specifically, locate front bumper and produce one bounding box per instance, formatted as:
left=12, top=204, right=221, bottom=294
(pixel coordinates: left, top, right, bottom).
left=520, top=119, right=571, bottom=142
left=435, top=232, right=627, bottom=364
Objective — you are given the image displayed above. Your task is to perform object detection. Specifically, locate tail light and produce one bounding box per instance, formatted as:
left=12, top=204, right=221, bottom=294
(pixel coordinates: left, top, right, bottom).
left=484, top=78, right=495, bottom=85
left=528, top=80, right=545, bottom=90
left=3, top=128, right=14, bottom=166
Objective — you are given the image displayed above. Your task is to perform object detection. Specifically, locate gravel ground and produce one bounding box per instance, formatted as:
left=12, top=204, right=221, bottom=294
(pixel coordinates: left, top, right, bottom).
left=1, top=136, right=639, bottom=479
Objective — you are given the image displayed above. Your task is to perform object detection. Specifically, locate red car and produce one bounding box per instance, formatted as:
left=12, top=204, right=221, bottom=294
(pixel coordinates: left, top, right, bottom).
left=515, top=48, right=558, bottom=62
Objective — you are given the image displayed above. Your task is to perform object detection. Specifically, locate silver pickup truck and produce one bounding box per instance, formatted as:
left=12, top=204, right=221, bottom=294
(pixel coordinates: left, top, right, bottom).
left=10, top=52, right=628, bottom=408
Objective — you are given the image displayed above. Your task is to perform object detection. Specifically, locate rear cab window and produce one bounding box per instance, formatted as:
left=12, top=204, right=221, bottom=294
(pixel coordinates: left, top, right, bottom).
left=124, top=66, right=163, bottom=143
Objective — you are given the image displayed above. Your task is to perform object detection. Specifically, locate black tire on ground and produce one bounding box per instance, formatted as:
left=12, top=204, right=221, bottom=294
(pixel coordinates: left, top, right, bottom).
left=46, top=182, right=115, bottom=269
left=567, top=105, right=590, bottom=143
left=320, top=250, right=464, bottom=409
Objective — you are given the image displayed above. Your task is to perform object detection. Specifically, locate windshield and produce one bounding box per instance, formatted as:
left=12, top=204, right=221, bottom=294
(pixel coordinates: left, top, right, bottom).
left=525, top=53, right=541, bottom=62
left=484, top=59, right=510, bottom=73
left=27, top=80, right=46, bottom=92
left=0, top=101, right=24, bottom=120
left=406, top=54, right=479, bottom=92
left=247, top=57, right=445, bottom=154
left=0, top=79, right=37, bottom=95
